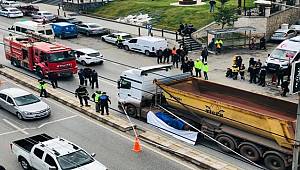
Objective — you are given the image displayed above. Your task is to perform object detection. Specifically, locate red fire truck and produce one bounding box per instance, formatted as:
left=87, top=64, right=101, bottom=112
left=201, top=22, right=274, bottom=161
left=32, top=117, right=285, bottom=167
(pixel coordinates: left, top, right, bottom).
left=4, top=36, right=77, bottom=77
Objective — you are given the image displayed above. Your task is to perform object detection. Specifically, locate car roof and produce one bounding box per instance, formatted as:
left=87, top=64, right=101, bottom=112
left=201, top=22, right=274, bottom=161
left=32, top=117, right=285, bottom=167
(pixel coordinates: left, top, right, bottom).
left=76, top=48, right=98, bottom=54
left=52, top=22, right=75, bottom=26
left=135, top=36, right=166, bottom=42
left=0, top=88, right=31, bottom=98
left=112, top=33, right=130, bottom=36
left=277, top=37, right=300, bottom=51
left=84, top=23, right=100, bottom=26
left=274, top=29, right=290, bottom=33
left=40, top=138, right=81, bottom=156
left=5, top=7, right=19, bottom=10
left=39, top=11, right=51, bottom=14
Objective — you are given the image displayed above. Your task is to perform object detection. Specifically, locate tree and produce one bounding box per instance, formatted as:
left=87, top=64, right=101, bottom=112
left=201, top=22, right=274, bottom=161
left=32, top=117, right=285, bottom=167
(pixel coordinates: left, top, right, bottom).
left=213, top=6, right=238, bottom=29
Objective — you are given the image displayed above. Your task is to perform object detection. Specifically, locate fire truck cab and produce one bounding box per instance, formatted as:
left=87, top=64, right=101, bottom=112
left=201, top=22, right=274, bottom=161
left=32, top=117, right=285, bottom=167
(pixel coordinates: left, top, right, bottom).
left=4, top=36, right=77, bottom=77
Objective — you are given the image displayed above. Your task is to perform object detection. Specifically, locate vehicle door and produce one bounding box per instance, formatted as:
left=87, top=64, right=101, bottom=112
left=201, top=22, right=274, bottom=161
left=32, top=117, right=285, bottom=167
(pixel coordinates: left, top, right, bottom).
left=77, top=24, right=87, bottom=33
left=128, top=39, right=138, bottom=51
left=44, top=154, right=59, bottom=170
left=107, top=34, right=115, bottom=43
left=0, top=93, right=7, bottom=108
left=5, top=96, right=17, bottom=114
left=118, top=77, right=132, bottom=103
left=30, top=147, right=46, bottom=170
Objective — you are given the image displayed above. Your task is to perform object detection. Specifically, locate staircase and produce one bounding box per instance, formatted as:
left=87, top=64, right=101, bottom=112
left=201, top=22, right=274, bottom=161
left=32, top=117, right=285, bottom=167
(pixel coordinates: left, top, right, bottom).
left=177, top=36, right=202, bottom=51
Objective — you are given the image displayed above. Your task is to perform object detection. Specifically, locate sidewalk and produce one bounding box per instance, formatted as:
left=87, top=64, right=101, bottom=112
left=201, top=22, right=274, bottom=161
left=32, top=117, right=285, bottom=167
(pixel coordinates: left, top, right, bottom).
left=0, top=65, right=241, bottom=170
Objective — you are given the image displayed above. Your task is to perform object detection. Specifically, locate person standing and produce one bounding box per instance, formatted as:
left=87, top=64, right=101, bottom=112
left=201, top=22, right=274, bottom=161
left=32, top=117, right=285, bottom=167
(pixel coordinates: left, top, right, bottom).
left=187, top=58, right=194, bottom=76
left=180, top=59, right=189, bottom=73
left=78, top=68, right=85, bottom=86
left=281, top=80, right=290, bottom=97
left=75, top=85, right=90, bottom=107
left=202, top=62, right=209, bottom=80
left=258, top=66, right=266, bottom=87
left=156, top=48, right=163, bottom=64
left=201, top=47, right=209, bottom=62
left=259, top=36, right=266, bottom=50
left=277, top=67, right=284, bottom=87
left=83, top=67, right=92, bottom=86
left=173, top=53, right=179, bottom=68
left=254, top=59, right=262, bottom=84
left=194, top=59, right=203, bottom=77
left=38, top=79, right=47, bottom=97
left=239, top=64, right=245, bottom=80
left=209, top=0, right=216, bottom=13
left=171, top=47, right=177, bottom=65
left=92, top=90, right=102, bottom=113
left=248, top=64, right=255, bottom=83
left=116, top=35, right=123, bottom=49
left=100, top=92, right=111, bottom=115
left=231, top=64, right=239, bottom=80
left=163, top=48, right=170, bottom=63
left=48, top=72, right=58, bottom=89
left=236, top=56, right=243, bottom=69
left=215, top=39, right=223, bottom=54
left=91, top=70, right=99, bottom=89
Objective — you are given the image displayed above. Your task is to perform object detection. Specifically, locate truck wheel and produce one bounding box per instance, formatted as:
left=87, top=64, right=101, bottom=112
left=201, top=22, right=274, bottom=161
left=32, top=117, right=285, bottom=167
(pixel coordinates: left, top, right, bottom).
left=124, top=45, right=129, bottom=51
left=145, top=50, right=150, bottom=56
left=125, top=104, right=137, bottom=117
left=264, top=154, right=285, bottom=170
left=11, top=59, right=20, bottom=67
left=239, top=142, right=261, bottom=162
left=19, top=157, right=31, bottom=170
left=216, top=134, right=237, bottom=152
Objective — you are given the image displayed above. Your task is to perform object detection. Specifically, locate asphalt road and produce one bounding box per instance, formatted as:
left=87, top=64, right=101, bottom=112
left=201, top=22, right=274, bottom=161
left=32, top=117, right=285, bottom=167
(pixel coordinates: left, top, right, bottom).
left=0, top=76, right=198, bottom=170
left=0, top=14, right=261, bottom=170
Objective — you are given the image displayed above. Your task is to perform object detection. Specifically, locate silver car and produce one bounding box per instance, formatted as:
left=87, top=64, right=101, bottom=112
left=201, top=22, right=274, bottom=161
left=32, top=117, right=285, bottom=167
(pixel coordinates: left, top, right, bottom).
left=77, top=23, right=109, bottom=36
left=270, top=29, right=297, bottom=41
left=0, top=88, right=50, bottom=120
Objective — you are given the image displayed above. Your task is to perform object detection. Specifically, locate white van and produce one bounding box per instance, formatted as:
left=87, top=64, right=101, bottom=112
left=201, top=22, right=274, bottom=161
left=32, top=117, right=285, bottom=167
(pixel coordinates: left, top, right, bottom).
left=265, top=36, right=300, bottom=71
left=10, top=21, right=54, bottom=40
left=122, top=36, right=168, bottom=56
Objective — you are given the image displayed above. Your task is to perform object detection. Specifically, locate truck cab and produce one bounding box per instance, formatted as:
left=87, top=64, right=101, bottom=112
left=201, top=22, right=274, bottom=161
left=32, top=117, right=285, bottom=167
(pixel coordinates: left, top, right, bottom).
left=117, top=64, right=172, bottom=117
left=11, top=134, right=107, bottom=170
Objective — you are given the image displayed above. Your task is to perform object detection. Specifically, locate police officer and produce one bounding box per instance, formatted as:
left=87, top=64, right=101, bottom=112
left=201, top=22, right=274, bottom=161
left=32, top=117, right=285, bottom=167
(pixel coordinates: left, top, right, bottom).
left=194, top=59, right=203, bottom=77
left=91, top=70, right=98, bottom=89
left=38, top=79, right=47, bottom=97
left=258, top=66, right=267, bottom=87
left=232, top=64, right=239, bottom=80
left=92, top=91, right=101, bottom=113
left=239, top=64, right=245, bottom=80
left=100, top=92, right=111, bottom=115
left=48, top=72, right=58, bottom=88
left=116, top=35, right=123, bottom=48
left=202, top=62, right=209, bottom=80
left=75, top=85, right=90, bottom=107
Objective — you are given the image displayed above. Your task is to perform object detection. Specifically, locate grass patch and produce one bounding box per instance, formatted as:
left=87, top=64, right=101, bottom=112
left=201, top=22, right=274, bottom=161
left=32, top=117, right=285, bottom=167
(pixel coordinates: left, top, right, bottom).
left=91, top=0, right=255, bottom=30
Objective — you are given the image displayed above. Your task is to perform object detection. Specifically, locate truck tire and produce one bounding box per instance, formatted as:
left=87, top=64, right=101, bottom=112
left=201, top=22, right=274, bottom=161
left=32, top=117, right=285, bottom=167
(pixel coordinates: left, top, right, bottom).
left=264, top=153, right=285, bottom=170
left=19, top=157, right=31, bottom=170
left=125, top=104, right=137, bottom=117
left=124, top=45, right=129, bottom=51
left=239, top=142, right=261, bottom=162
left=145, top=50, right=150, bottom=56
left=216, top=134, right=237, bottom=152
left=11, top=58, right=20, bottom=67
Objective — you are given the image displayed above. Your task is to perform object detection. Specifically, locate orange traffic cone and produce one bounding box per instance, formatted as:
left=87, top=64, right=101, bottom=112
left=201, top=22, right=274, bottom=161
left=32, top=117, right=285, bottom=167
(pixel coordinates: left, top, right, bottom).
left=132, top=137, right=142, bottom=153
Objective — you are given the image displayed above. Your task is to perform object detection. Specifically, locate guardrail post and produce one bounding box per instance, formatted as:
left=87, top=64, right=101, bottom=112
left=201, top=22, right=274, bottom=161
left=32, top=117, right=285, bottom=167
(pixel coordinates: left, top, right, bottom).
left=162, top=29, right=164, bottom=37
left=138, top=27, right=141, bottom=36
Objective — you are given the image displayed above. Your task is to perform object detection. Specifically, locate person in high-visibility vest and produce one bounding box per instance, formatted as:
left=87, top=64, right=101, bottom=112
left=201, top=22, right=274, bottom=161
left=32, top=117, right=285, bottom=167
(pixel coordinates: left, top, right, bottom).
left=231, top=64, right=239, bottom=80
left=92, top=91, right=102, bottom=113
left=116, top=35, right=123, bottom=49
left=38, top=79, right=47, bottom=97
left=202, top=62, right=209, bottom=80
left=194, top=59, right=203, bottom=78
left=215, top=39, right=223, bottom=54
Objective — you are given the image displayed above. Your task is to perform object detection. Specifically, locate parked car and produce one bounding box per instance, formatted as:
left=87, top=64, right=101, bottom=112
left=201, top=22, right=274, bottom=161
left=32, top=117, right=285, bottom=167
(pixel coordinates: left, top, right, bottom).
left=0, top=7, right=23, bottom=18
left=0, top=88, right=51, bottom=120
left=101, top=32, right=132, bottom=45
left=51, top=22, right=78, bottom=39
left=52, top=16, right=82, bottom=25
left=11, top=134, right=107, bottom=170
left=1, top=1, right=20, bottom=8
left=77, top=23, right=109, bottom=36
left=32, top=11, right=55, bottom=21
left=290, top=20, right=300, bottom=33
left=17, top=4, right=39, bottom=16
left=270, top=29, right=297, bottom=41
left=123, top=36, right=168, bottom=56
left=72, top=48, right=104, bottom=65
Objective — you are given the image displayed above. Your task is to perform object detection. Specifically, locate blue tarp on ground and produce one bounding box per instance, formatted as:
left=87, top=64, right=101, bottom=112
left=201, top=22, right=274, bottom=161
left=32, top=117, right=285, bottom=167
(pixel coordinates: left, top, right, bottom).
left=156, top=112, right=185, bottom=130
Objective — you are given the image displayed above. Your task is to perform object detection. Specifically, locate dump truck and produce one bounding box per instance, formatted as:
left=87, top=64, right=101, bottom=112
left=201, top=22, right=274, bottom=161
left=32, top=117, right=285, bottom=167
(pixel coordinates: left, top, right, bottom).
left=118, top=66, right=298, bottom=170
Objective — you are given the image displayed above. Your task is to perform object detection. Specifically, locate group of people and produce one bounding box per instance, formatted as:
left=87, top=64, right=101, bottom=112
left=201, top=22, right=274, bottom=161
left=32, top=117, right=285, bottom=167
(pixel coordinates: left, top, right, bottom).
left=78, top=68, right=99, bottom=89
left=249, top=36, right=266, bottom=50
left=156, top=45, right=188, bottom=68
left=208, top=38, right=223, bottom=54
left=226, top=56, right=290, bottom=97
left=178, top=23, right=197, bottom=36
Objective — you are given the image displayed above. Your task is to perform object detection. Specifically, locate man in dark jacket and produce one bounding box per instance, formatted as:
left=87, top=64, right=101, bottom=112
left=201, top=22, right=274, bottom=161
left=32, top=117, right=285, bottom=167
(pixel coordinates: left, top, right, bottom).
left=187, top=58, right=194, bottom=76
left=100, top=92, right=111, bottom=115
left=78, top=69, right=84, bottom=86
left=75, top=85, right=90, bottom=107
left=156, top=48, right=163, bottom=64
left=277, top=67, right=284, bottom=86
left=201, top=47, right=209, bottom=62
left=163, top=48, right=170, bottom=63
left=281, top=80, right=290, bottom=97
left=91, top=70, right=99, bottom=89
left=248, top=64, right=255, bottom=83
left=258, top=66, right=267, bottom=87
left=48, top=72, right=58, bottom=88
left=83, top=67, right=92, bottom=86
left=180, top=59, right=189, bottom=73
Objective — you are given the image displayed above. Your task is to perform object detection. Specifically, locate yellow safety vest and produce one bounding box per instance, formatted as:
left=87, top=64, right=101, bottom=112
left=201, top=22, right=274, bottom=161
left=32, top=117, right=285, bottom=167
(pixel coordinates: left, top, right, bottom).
left=194, top=61, right=203, bottom=69
left=94, top=93, right=101, bottom=102
left=38, top=83, right=47, bottom=90
left=202, top=64, right=208, bottom=72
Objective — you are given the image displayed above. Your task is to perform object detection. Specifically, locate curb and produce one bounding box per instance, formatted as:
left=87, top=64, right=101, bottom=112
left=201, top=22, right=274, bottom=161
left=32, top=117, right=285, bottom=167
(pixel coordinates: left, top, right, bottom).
left=0, top=66, right=241, bottom=170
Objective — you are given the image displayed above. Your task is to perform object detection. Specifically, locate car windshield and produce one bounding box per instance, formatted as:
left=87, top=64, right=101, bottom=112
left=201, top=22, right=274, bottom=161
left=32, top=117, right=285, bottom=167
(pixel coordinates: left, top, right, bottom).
left=87, top=52, right=100, bottom=57
left=271, top=49, right=297, bottom=60
left=122, top=35, right=132, bottom=39
left=14, top=94, right=40, bottom=106
left=46, top=51, right=75, bottom=63
left=43, top=13, right=52, bottom=15
left=9, top=9, right=19, bottom=12
left=57, top=150, right=94, bottom=170
left=89, top=24, right=100, bottom=28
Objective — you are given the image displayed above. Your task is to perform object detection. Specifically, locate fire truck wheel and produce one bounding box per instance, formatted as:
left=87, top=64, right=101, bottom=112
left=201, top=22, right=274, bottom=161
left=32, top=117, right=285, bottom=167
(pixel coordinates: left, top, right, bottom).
left=11, top=59, right=20, bottom=67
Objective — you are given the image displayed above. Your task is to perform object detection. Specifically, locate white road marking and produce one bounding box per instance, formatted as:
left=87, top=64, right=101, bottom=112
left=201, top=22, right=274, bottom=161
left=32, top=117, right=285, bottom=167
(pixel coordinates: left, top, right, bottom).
left=2, top=119, right=29, bottom=135
left=37, top=115, right=78, bottom=128
left=0, top=129, right=20, bottom=136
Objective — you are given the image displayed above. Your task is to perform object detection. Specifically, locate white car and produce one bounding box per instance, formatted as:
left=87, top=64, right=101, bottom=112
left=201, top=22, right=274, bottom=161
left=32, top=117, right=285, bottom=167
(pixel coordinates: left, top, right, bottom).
left=101, top=32, right=132, bottom=45
left=0, top=88, right=50, bottom=120
left=290, top=20, right=300, bottom=33
left=32, top=11, right=55, bottom=21
left=73, top=48, right=104, bottom=66
left=1, top=1, right=20, bottom=8
left=0, top=7, right=23, bottom=18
